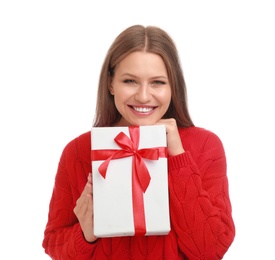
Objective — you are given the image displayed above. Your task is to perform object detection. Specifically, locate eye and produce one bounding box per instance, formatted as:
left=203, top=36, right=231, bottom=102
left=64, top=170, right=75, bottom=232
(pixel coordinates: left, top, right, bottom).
left=123, top=79, right=137, bottom=84
left=151, top=80, right=166, bottom=85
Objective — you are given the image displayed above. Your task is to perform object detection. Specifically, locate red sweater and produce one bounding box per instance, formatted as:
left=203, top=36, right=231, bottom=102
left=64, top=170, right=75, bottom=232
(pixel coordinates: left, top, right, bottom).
left=42, top=126, right=235, bottom=259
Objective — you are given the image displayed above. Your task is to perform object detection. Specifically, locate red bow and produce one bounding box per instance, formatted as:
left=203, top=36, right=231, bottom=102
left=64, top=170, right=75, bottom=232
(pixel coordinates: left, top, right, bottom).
left=91, top=126, right=167, bottom=192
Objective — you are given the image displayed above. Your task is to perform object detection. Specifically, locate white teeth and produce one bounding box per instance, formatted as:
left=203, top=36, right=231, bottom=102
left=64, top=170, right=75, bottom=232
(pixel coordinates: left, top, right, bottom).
left=133, top=107, right=154, bottom=113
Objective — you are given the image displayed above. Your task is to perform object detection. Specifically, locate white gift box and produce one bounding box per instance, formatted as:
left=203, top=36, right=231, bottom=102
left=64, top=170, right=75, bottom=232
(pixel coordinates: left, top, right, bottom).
left=91, top=125, right=170, bottom=237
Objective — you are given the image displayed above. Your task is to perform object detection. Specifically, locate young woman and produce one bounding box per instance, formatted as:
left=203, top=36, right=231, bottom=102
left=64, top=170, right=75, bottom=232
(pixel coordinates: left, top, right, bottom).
left=42, top=24, right=235, bottom=259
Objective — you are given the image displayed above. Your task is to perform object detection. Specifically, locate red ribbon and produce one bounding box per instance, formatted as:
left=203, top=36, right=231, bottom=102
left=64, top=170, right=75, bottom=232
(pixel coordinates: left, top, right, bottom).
left=91, top=126, right=167, bottom=235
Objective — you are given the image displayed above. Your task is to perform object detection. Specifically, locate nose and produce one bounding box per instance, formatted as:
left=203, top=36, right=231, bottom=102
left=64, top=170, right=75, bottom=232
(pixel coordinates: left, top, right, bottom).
left=135, top=83, right=151, bottom=103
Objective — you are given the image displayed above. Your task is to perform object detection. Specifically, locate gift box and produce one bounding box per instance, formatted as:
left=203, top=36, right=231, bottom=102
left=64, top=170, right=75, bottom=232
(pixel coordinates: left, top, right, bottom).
left=91, top=125, right=170, bottom=237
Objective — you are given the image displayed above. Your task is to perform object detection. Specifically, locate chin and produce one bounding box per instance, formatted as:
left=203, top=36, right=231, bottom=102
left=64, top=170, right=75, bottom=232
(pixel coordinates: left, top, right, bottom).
left=129, top=120, right=157, bottom=126
left=119, top=117, right=158, bottom=126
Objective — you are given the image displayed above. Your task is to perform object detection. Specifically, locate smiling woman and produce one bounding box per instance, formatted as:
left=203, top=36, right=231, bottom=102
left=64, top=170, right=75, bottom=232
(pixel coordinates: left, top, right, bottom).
left=42, top=24, right=235, bottom=259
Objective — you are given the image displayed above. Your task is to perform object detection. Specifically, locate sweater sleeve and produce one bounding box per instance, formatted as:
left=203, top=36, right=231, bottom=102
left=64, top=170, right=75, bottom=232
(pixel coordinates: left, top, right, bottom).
left=168, top=131, right=235, bottom=259
left=42, top=140, right=97, bottom=259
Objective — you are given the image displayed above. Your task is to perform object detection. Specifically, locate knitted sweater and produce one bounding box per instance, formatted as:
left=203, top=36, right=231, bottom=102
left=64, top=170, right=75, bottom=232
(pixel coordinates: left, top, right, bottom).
left=42, top=126, right=235, bottom=259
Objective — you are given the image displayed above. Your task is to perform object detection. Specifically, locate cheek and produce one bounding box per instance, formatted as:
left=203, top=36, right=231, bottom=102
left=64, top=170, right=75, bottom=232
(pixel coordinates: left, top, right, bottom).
left=114, top=88, right=134, bottom=103
left=113, top=93, right=126, bottom=112
left=113, top=95, right=120, bottom=108
left=160, top=89, right=172, bottom=106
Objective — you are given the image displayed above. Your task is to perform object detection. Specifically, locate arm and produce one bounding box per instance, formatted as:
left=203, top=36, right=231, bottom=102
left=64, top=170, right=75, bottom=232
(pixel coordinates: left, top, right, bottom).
left=168, top=131, right=235, bottom=259
left=42, top=143, right=97, bottom=259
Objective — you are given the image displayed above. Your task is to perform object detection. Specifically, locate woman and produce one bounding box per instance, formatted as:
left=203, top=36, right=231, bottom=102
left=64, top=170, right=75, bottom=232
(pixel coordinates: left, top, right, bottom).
left=42, top=24, right=235, bottom=259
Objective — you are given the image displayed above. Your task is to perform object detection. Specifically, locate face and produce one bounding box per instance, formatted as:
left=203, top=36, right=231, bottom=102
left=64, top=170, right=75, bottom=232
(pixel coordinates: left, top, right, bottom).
left=110, top=51, right=172, bottom=126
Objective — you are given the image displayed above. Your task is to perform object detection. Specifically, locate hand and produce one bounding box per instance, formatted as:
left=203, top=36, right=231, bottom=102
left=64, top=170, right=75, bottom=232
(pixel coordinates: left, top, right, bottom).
left=73, top=173, right=97, bottom=243
left=155, top=118, right=185, bottom=156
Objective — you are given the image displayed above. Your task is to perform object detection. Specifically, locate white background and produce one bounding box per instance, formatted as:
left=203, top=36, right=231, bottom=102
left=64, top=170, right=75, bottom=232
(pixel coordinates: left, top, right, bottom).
left=1, top=1, right=274, bottom=259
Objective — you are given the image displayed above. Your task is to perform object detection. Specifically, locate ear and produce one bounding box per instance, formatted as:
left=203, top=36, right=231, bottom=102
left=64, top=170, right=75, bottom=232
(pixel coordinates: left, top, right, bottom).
left=108, top=84, right=114, bottom=95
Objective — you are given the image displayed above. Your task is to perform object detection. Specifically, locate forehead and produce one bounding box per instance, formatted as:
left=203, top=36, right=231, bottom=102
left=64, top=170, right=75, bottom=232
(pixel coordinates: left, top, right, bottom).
left=115, top=51, right=168, bottom=76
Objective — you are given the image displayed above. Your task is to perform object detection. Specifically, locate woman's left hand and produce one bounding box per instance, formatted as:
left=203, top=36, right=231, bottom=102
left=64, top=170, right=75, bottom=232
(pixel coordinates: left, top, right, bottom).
left=155, top=118, right=185, bottom=156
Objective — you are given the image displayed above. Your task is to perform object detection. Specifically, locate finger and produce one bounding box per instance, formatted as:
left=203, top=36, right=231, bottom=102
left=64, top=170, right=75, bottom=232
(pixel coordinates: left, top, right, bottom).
left=76, top=176, right=92, bottom=208
left=75, top=189, right=91, bottom=216
left=77, top=183, right=90, bottom=204
left=86, top=193, right=94, bottom=216
left=87, top=173, right=93, bottom=187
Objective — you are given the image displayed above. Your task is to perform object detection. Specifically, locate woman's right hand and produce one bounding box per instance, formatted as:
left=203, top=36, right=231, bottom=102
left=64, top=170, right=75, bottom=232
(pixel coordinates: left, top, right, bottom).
left=73, top=173, right=97, bottom=243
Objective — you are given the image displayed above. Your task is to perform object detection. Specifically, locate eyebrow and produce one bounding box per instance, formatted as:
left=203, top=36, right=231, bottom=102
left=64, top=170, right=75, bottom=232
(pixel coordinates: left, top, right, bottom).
left=120, top=73, right=168, bottom=80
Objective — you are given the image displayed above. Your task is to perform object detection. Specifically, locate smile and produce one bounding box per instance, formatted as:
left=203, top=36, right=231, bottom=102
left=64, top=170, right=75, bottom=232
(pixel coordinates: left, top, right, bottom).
left=131, top=106, right=155, bottom=113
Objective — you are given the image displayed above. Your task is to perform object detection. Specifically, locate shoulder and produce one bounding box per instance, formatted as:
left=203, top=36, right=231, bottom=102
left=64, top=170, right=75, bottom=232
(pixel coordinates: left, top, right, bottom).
left=179, top=126, right=220, bottom=140
left=61, top=131, right=91, bottom=163
left=64, top=131, right=91, bottom=150
left=178, top=126, right=225, bottom=154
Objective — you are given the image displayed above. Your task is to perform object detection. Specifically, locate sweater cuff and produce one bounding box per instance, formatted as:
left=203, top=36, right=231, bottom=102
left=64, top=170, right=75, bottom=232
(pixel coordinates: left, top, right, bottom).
left=168, top=151, right=194, bottom=171
left=74, top=224, right=97, bottom=253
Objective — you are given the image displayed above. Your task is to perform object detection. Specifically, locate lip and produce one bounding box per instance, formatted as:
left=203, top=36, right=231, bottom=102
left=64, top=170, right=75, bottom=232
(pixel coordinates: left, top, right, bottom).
left=128, top=105, right=157, bottom=116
